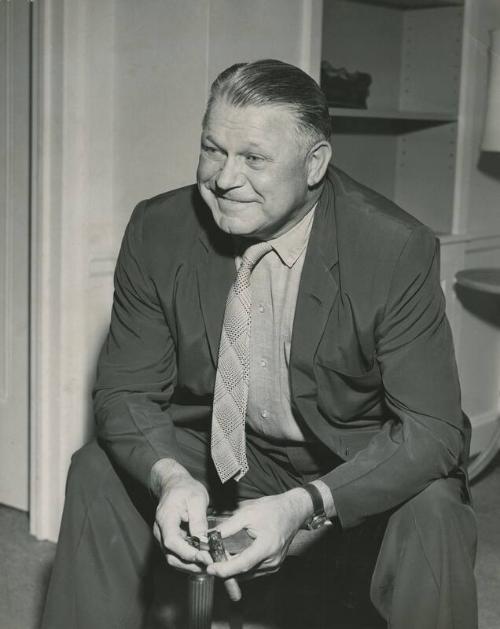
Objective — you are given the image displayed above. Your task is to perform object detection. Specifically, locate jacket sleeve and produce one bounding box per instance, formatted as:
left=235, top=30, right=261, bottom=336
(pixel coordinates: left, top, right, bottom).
left=321, top=225, right=468, bottom=528
left=93, top=201, right=179, bottom=487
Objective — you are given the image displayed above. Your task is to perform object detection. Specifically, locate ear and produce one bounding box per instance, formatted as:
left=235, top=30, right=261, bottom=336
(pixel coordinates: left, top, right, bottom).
left=306, top=140, right=332, bottom=187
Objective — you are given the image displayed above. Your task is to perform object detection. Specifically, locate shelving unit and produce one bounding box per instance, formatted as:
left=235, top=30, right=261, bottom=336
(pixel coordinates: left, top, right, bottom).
left=321, top=0, right=464, bottom=234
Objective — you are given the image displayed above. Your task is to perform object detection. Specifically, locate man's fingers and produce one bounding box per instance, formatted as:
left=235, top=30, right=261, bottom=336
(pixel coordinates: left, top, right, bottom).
left=187, top=503, right=209, bottom=539
left=207, top=539, right=267, bottom=578
left=165, top=552, right=205, bottom=574
left=165, top=532, right=199, bottom=562
left=160, top=510, right=200, bottom=561
left=214, top=511, right=248, bottom=540
left=153, top=521, right=163, bottom=546
left=238, top=562, right=281, bottom=580
left=195, top=549, right=213, bottom=566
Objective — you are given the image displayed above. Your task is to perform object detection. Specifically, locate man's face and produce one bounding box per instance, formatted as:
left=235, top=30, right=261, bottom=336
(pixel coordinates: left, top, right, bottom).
left=197, top=99, right=314, bottom=240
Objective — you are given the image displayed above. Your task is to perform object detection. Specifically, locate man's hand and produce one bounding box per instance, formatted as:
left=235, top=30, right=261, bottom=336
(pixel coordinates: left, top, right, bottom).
left=151, top=458, right=212, bottom=574
left=206, top=488, right=313, bottom=579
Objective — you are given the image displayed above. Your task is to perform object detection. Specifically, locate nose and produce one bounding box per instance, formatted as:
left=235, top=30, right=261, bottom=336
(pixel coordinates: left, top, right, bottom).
left=215, top=156, right=244, bottom=191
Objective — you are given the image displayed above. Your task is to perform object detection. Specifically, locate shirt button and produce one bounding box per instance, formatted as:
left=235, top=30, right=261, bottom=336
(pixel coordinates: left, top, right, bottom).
left=258, top=303, right=265, bottom=313
left=260, top=409, right=269, bottom=419
left=260, top=358, right=267, bottom=368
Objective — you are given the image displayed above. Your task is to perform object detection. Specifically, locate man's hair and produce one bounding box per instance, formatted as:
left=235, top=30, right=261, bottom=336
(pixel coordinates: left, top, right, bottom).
left=203, top=59, right=332, bottom=147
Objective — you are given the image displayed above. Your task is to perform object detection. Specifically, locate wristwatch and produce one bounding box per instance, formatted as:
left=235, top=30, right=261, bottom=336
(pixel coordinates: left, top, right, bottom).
left=302, top=483, right=328, bottom=530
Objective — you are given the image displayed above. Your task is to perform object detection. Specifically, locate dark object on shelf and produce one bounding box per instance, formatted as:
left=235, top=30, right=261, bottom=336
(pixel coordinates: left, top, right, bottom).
left=320, top=61, right=372, bottom=109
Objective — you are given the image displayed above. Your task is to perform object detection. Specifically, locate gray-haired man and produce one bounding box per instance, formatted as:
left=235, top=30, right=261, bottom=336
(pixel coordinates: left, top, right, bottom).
left=42, top=60, right=477, bottom=629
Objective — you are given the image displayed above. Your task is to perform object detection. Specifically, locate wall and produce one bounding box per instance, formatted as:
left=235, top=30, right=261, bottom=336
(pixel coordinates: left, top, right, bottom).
left=31, top=0, right=323, bottom=541
left=448, top=0, right=500, bottom=458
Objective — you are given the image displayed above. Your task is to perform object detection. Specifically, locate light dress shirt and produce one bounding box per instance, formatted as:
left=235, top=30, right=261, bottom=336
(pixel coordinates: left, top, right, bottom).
left=235, top=205, right=334, bottom=513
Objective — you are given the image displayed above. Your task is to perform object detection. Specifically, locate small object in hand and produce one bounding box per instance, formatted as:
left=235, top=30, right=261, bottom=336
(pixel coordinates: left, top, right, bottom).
left=186, top=535, right=201, bottom=550
left=207, top=530, right=226, bottom=561
left=208, top=530, right=242, bottom=603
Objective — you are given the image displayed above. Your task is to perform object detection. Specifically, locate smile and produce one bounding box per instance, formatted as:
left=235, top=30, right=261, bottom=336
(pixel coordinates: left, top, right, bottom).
left=217, top=196, right=254, bottom=205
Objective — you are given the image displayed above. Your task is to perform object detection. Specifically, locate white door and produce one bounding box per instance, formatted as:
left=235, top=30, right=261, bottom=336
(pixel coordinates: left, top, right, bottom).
left=0, top=0, right=30, bottom=510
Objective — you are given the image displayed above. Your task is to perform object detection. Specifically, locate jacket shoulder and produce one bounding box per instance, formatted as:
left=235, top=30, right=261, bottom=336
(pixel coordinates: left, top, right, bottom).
left=137, top=184, right=203, bottom=243
left=329, top=167, right=439, bottom=332
left=331, top=167, right=436, bottom=263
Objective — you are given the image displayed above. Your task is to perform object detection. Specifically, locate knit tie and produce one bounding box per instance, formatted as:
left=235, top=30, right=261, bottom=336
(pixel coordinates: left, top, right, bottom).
left=211, top=241, right=273, bottom=483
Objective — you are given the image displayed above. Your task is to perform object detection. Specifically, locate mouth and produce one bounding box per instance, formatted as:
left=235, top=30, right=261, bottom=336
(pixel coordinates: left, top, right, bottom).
left=215, top=195, right=254, bottom=205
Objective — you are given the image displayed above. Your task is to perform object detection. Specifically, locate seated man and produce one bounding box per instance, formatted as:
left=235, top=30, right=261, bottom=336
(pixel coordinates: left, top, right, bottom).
left=41, top=59, right=477, bottom=629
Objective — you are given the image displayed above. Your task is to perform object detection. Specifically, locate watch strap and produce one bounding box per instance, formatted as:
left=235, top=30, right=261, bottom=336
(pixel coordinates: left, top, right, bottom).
left=302, top=482, right=328, bottom=530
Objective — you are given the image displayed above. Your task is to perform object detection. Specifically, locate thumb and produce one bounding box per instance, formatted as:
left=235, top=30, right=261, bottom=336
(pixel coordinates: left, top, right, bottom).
left=214, top=511, right=250, bottom=540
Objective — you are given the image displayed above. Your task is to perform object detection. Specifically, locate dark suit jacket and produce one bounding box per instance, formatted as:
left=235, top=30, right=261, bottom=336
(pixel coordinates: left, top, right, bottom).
left=93, top=166, right=469, bottom=528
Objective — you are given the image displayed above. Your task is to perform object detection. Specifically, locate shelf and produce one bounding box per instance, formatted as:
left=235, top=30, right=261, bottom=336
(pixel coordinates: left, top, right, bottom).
left=329, top=107, right=457, bottom=135
left=455, top=268, right=500, bottom=296
left=328, top=107, right=457, bottom=122
left=344, top=0, right=463, bottom=9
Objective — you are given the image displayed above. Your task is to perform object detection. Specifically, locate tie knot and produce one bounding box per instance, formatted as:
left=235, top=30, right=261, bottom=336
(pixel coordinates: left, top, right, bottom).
left=240, top=241, right=273, bottom=271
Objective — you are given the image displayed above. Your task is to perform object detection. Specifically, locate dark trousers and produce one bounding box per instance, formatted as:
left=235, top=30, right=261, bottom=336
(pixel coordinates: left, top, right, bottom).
left=41, top=427, right=478, bottom=629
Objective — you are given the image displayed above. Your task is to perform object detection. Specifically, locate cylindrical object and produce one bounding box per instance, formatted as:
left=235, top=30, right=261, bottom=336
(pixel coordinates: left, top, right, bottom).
left=188, top=574, right=215, bottom=629
left=224, top=577, right=242, bottom=602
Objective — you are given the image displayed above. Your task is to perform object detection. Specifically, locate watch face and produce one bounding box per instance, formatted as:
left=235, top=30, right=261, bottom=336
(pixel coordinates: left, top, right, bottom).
left=308, top=513, right=328, bottom=530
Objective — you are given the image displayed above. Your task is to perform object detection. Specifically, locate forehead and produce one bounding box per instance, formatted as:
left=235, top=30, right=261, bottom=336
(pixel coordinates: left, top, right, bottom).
left=202, top=99, right=302, bottom=148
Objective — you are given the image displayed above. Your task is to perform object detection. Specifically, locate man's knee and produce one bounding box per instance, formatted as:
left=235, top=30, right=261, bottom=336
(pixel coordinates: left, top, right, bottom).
left=371, top=477, right=477, bottom=624
left=66, top=440, right=115, bottom=503
left=406, top=477, right=471, bottom=521
left=392, top=476, right=477, bottom=555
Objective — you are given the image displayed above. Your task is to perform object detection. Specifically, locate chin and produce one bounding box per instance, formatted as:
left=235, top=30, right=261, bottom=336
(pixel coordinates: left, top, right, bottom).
left=216, top=216, right=261, bottom=237
left=207, top=205, right=259, bottom=236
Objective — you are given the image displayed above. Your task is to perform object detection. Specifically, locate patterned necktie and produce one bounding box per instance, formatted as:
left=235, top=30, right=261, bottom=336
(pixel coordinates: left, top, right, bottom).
left=211, top=241, right=273, bottom=483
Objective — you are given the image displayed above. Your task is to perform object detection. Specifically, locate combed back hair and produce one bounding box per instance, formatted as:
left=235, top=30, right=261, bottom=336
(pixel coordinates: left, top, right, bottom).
left=203, top=59, right=332, bottom=148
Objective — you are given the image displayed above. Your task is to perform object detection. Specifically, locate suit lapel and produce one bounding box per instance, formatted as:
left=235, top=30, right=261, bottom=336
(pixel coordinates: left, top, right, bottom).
left=290, top=177, right=339, bottom=418
left=196, top=227, right=236, bottom=366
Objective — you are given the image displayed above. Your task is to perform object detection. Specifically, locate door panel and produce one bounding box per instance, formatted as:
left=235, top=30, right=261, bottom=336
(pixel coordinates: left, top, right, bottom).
left=0, top=0, right=30, bottom=510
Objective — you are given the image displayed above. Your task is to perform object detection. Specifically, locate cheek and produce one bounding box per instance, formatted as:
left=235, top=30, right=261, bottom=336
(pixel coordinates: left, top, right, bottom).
left=197, top=156, right=215, bottom=182
left=245, top=173, right=273, bottom=201
left=261, top=180, right=297, bottom=210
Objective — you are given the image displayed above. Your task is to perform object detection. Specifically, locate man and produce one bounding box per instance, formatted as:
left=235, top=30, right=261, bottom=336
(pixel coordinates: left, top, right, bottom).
left=42, top=60, right=477, bottom=629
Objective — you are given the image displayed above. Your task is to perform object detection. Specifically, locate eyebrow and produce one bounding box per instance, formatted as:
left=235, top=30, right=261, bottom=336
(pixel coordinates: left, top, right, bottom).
left=246, top=141, right=267, bottom=151
left=203, top=134, right=266, bottom=152
left=203, top=134, right=222, bottom=147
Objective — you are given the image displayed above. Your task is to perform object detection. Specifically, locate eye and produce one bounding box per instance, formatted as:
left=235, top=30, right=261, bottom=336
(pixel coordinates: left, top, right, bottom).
left=202, top=143, right=223, bottom=158
left=245, top=154, right=265, bottom=166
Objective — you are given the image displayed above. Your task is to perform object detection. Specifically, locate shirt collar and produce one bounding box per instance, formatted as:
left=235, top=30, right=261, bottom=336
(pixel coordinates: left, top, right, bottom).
left=268, top=204, right=317, bottom=268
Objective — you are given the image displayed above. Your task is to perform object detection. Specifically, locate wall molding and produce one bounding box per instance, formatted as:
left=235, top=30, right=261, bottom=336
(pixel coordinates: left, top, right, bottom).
left=299, top=0, right=323, bottom=82
left=465, top=234, right=500, bottom=254
left=31, top=0, right=69, bottom=541
left=89, top=256, right=116, bottom=278
left=439, top=231, right=500, bottom=246
left=30, top=0, right=99, bottom=541
left=452, top=0, right=476, bottom=234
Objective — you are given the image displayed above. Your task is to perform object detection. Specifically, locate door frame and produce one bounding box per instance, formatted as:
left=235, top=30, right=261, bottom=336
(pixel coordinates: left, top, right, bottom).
left=30, top=0, right=92, bottom=541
